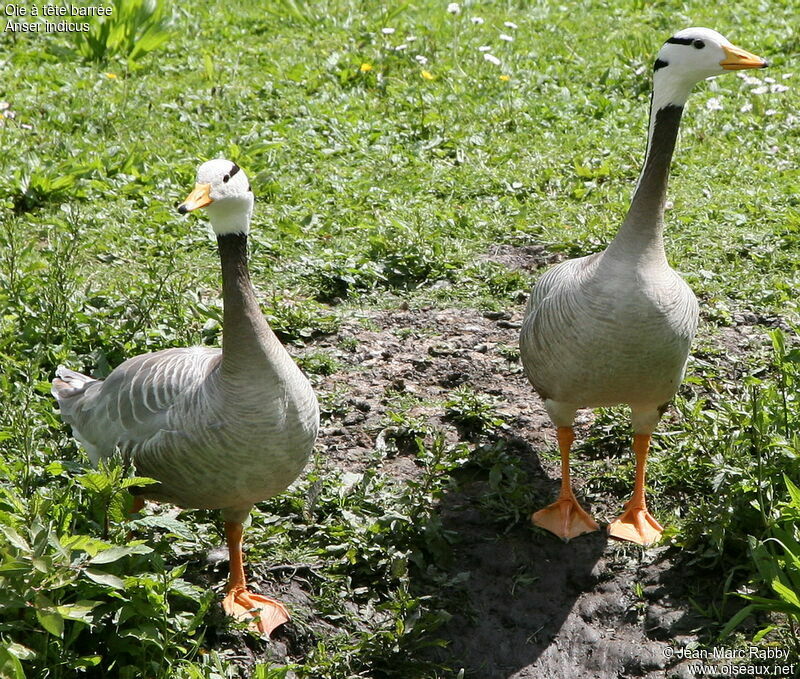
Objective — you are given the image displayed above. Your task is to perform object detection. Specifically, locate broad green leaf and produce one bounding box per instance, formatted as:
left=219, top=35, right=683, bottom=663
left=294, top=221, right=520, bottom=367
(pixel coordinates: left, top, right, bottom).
left=84, top=568, right=126, bottom=590
left=89, top=543, right=152, bottom=564
left=0, top=645, right=25, bottom=679
left=0, top=525, right=30, bottom=552
left=784, top=475, right=800, bottom=508
left=56, top=601, right=99, bottom=623
left=770, top=579, right=800, bottom=610
left=35, top=610, right=64, bottom=638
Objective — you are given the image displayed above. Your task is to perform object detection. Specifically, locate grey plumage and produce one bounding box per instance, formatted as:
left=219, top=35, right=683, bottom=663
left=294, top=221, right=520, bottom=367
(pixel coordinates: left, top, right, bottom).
left=518, top=28, right=767, bottom=544
left=52, top=164, right=319, bottom=527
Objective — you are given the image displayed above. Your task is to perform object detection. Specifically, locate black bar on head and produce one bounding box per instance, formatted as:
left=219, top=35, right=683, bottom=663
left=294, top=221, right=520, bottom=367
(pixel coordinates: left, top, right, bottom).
left=653, top=58, right=668, bottom=71
left=665, top=36, right=694, bottom=45
left=229, top=163, right=241, bottom=178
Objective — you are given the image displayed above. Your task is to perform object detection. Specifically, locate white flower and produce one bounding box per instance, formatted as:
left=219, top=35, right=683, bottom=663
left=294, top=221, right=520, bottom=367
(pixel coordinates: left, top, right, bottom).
left=737, top=73, right=762, bottom=86
left=764, top=76, right=775, bottom=83
left=478, top=45, right=492, bottom=52
left=504, top=21, right=518, bottom=29
left=705, top=97, right=723, bottom=111
left=740, top=102, right=753, bottom=113
left=499, top=33, right=514, bottom=42
left=381, top=27, right=395, bottom=34
left=415, top=55, right=428, bottom=65
left=782, top=73, right=793, bottom=79
left=0, top=101, right=9, bottom=110
left=447, top=2, right=460, bottom=14
left=765, top=109, right=778, bottom=116
left=395, top=44, right=407, bottom=51
left=484, top=53, right=501, bottom=65
left=751, top=86, right=768, bottom=95
left=471, top=16, right=484, bottom=24
left=770, top=83, right=789, bottom=93
left=406, top=35, right=417, bottom=42
left=21, top=123, right=32, bottom=130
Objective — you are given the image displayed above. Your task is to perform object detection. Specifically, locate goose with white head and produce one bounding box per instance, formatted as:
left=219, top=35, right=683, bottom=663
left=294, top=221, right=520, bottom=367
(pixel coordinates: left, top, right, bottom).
left=53, top=159, right=319, bottom=635
left=519, top=29, right=767, bottom=545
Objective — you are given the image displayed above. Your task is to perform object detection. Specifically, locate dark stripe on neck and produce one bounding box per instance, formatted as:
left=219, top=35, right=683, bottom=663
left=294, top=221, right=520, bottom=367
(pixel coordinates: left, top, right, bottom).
left=665, top=36, right=693, bottom=45
left=653, top=58, right=668, bottom=71
left=626, top=104, right=684, bottom=223
left=217, top=232, right=249, bottom=282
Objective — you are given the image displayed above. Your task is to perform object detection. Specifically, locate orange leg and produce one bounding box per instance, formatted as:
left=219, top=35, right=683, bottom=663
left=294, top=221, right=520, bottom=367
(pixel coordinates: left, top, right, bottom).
left=532, top=427, right=599, bottom=540
left=221, top=521, right=289, bottom=637
left=607, top=434, right=663, bottom=546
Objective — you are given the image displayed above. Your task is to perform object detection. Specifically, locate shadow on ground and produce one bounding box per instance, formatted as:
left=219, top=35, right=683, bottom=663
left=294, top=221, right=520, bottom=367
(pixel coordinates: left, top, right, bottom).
left=423, top=436, right=708, bottom=679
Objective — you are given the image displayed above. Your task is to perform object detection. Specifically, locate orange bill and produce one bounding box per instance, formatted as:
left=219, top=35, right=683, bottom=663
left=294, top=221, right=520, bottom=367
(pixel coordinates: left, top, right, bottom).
left=720, top=44, right=768, bottom=70
left=178, top=182, right=213, bottom=213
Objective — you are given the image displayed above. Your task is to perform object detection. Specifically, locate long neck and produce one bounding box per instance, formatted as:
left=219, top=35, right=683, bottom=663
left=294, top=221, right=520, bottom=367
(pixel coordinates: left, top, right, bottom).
left=606, top=98, right=684, bottom=263
left=217, top=233, right=284, bottom=376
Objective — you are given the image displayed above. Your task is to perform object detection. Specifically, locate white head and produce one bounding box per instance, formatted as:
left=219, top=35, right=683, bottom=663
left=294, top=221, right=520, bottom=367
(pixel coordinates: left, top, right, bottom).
left=651, top=28, right=767, bottom=110
left=177, top=158, right=254, bottom=236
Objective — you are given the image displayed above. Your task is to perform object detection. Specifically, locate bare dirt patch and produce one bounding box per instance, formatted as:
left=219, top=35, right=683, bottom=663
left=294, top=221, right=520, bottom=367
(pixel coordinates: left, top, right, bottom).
left=300, top=301, right=716, bottom=679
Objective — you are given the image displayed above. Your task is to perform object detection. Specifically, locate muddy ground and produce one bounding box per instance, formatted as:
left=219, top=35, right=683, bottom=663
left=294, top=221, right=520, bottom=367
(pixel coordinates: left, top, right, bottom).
left=305, top=304, right=701, bottom=679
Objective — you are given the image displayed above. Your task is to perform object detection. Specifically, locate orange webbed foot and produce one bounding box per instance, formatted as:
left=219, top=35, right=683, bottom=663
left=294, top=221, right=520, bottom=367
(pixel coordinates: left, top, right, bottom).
left=222, top=586, right=290, bottom=637
left=607, top=505, right=663, bottom=546
left=532, top=495, right=599, bottom=541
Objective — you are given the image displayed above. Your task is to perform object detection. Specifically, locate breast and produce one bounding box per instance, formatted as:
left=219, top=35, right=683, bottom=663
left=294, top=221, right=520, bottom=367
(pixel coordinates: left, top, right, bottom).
left=520, top=257, right=698, bottom=409
left=129, top=371, right=319, bottom=510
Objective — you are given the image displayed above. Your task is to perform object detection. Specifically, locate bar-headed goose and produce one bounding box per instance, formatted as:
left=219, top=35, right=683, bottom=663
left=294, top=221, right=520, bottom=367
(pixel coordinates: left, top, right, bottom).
left=52, top=159, right=319, bottom=635
left=519, top=29, right=767, bottom=545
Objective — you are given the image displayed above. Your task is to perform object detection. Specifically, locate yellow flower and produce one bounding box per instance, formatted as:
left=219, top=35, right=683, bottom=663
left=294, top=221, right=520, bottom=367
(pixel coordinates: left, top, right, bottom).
left=421, top=70, right=434, bottom=80
left=105, top=72, right=118, bottom=79
left=499, top=74, right=510, bottom=82
left=360, top=63, right=373, bottom=72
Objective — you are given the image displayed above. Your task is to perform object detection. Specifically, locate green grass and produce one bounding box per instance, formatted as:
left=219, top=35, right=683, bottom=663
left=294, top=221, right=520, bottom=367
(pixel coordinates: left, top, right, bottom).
left=1, top=0, right=799, bottom=676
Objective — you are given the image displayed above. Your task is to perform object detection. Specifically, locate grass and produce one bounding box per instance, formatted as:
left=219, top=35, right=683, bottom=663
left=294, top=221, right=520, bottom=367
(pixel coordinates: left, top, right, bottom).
left=1, top=0, right=799, bottom=676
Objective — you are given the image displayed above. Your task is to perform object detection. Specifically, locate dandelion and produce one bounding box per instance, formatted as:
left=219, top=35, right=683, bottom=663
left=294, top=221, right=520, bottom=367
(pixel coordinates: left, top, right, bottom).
left=705, top=97, right=723, bottom=111
left=105, top=72, right=117, bottom=79
left=471, top=16, right=484, bottom=24
left=381, top=27, right=395, bottom=35
left=478, top=45, right=492, bottom=52
left=415, top=55, right=428, bottom=65
left=447, top=2, right=460, bottom=14
left=421, top=70, right=434, bottom=80
left=499, top=74, right=510, bottom=81
left=504, top=21, right=518, bottom=29
left=360, top=63, right=373, bottom=72
left=484, top=53, right=501, bottom=66
left=499, top=33, right=514, bottom=42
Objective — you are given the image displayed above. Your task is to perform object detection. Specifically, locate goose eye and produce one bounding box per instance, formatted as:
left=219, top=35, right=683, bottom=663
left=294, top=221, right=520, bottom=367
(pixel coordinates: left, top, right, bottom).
left=223, top=174, right=230, bottom=183
left=693, top=39, right=705, bottom=49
